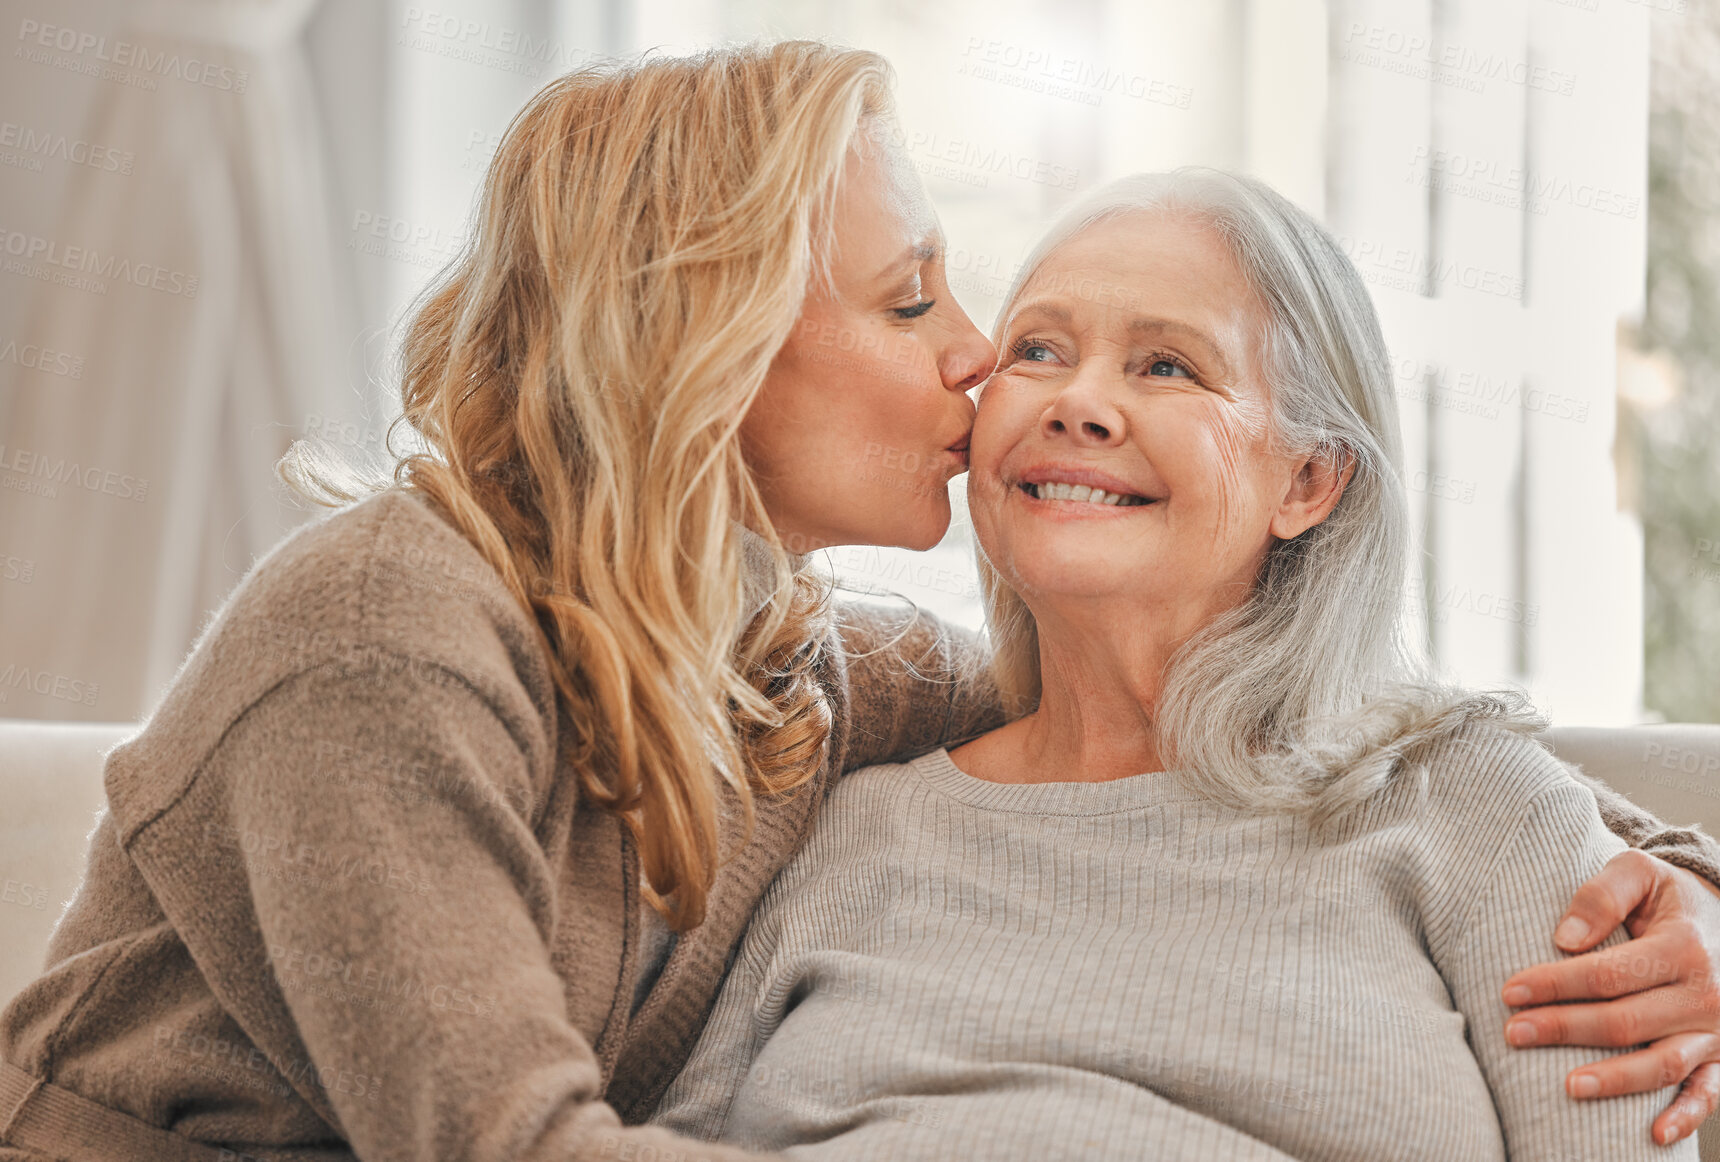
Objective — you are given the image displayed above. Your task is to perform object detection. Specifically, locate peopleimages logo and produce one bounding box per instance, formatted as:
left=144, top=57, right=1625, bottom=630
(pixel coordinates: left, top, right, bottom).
left=1338, top=22, right=1577, bottom=97
left=0, top=337, right=83, bottom=379
left=1331, top=234, right=1524, bottom=301
left=0, top=663, right=99, bottom=706
left=958, top=37, right=1194, bottom=109
left=0, top=443, right=149, bottom=502
left=886, top=127, right=1080, bottom=192
left=0, top=226, right=199, bottom=298
left=269, top=943, right=498, bottom=1020
left=347, top=211, right=466, bottom=271
left=397, top=8, right=594, bottom=79
left=15, top=19, right=250, bottom=93
left=1390, top=357, right=1592, bottom=425
left=202, top=821, right=437, bottom=897
left=1406, top=146, right=1641, bottom=220
left=0, top=121, right=134, bottom=175
left=0, top=554, right=34, bottom=584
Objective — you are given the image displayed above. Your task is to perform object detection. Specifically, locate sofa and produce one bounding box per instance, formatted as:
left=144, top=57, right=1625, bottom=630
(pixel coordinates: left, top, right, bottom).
left=4, top=717, right=1720, bottom=1156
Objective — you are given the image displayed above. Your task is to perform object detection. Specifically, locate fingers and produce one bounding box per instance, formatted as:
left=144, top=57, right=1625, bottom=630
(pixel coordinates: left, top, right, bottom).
left=1654, top=1061, right=1720, bottom=1146
left=1562, top=1032, right=1720, bottom=1100
left=1562, top=1036, right=1720, bottom=1145
left=1507, top=986, right=1714, bottom=1051
left=1503, top=853, right=1720, bottom=1142
left=1552, top=849, right=1663, bottom=953
left=1503, top=933, right=1686, bottom=1009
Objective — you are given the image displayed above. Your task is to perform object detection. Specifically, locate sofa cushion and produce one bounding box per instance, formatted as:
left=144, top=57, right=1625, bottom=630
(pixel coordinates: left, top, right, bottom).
left=0, top=719, right=134, bottom=1008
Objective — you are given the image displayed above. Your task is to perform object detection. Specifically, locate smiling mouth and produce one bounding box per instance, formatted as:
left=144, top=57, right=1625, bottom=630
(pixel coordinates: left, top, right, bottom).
left=1019, top=481, right=1154, bottom=507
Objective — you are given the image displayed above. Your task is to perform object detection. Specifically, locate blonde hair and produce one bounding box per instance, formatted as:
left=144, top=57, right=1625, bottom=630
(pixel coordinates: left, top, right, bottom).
left=979, top=169, right=1543, bottom=820
left=286, top=42, right=894, bottom=928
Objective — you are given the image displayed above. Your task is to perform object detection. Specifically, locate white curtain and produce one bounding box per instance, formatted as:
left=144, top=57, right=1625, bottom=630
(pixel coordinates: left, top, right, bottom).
left=0, top=0, right=366, bottom=722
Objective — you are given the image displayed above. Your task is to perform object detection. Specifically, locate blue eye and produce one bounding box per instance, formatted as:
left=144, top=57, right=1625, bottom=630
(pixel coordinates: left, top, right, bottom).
left=1010, top=337, right=1057, bottom=363
left=1148, top=358, right=1191, bottom=377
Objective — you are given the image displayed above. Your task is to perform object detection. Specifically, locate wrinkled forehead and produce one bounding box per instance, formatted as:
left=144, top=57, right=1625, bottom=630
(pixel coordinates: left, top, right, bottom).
left=1004, top=209, right=1265, bottom=347
left=1022, top=210, right=1217, bottom=293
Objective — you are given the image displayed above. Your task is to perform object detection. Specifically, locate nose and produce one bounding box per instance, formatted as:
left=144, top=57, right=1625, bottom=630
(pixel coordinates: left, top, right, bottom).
left=935, top=299, right=998, bottom=393
left=1042, top=370, right=1126, bottom=445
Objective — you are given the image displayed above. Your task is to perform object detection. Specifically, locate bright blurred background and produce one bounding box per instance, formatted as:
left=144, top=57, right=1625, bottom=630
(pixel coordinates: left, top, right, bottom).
left=0, top=0, right=1714, bottom=727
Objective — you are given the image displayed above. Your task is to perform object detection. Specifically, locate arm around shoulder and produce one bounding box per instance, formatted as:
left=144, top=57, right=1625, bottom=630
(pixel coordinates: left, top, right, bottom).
left=1564, top=761, right=1720, bottom=891
left=834, top=600, right=1008, bottom=771
left=1433, top=769, right=1696, bottom=1160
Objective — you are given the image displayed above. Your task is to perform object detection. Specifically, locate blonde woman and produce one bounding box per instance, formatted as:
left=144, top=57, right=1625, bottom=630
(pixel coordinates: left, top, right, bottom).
left=0, top=43, right=991, bottom=1162
left=0, top=46, right=1715, bottom=1162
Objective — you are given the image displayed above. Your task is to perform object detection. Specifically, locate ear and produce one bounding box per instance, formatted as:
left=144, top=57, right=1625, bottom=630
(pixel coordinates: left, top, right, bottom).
left=1268, top=446, right=1355, bottom=540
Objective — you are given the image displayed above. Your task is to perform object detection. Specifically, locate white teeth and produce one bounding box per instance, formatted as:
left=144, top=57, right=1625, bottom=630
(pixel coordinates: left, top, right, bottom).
left=1026, top=482, right=1151, bottom=507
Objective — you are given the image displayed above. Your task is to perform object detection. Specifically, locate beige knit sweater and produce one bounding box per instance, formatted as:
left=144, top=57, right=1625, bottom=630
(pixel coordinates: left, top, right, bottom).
left=653, top=733, right=1695, bottom=1160
left=0, top=487, right=1713, bottom=1162
left=0, top=490, right=997, bottom=1162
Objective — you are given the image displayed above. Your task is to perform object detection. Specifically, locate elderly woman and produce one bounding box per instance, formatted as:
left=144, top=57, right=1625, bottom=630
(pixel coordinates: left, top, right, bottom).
left=648, top=170, right=1702, bottom=1160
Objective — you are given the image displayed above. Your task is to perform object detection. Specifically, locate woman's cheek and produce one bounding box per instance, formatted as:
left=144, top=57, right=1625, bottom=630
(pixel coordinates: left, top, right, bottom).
left=972, top=370, right=1016, bottom=415
left=879, top=328, right=927, bottom=375
left=973, top=376, right=1032, bottom=445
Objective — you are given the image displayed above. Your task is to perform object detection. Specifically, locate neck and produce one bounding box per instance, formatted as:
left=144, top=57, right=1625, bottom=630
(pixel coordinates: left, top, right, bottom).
left=1001, top=586, right=1242, bottom=783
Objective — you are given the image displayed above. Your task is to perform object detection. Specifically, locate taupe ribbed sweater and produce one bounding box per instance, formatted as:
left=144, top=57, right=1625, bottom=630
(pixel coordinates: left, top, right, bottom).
left=0, top=488, right=1713, bottom=1161
left=653, top=735, right=1699, bottom=1161
left=0, top=489, right=999, bottom=1162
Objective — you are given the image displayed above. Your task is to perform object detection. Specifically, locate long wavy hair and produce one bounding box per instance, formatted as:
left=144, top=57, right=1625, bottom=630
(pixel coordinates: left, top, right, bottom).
left=286, top=42, right=894, bottom=928
left=978, top=169, right=1545, bottom=820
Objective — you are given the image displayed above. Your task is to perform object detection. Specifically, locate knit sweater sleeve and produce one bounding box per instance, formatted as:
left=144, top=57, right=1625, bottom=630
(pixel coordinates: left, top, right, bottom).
left=833, top=601, right=1009, bottom=771
left=208, top=657, right=783, bottom=1162
left=1431, top=773, right=1695, bottom=1161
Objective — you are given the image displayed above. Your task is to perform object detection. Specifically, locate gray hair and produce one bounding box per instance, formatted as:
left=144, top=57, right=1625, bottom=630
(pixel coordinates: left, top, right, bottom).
left=975, top=168, right=1543, bottom=819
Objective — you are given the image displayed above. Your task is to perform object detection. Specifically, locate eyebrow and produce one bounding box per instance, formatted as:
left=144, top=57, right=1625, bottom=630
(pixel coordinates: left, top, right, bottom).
left=1006, top=297, right=1233, bottom=379
left=1005, top=299, right=1074, bottom=328
left=873, top=239, right=940, bottom=283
